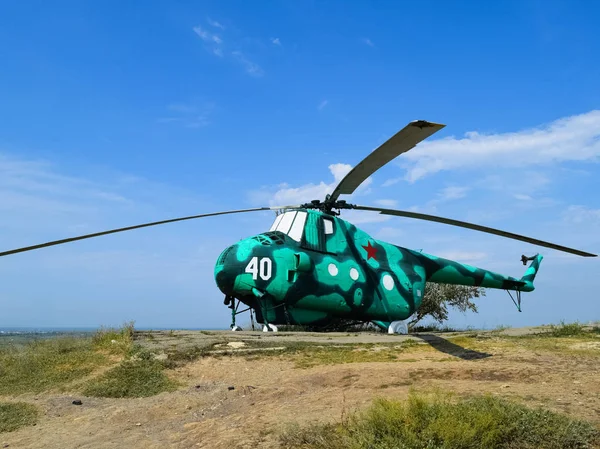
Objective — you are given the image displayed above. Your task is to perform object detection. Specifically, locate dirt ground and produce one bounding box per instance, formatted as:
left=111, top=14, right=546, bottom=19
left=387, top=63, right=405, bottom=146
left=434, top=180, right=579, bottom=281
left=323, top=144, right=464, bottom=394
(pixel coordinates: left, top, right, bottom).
left=2, top=326, right=599, bottom=449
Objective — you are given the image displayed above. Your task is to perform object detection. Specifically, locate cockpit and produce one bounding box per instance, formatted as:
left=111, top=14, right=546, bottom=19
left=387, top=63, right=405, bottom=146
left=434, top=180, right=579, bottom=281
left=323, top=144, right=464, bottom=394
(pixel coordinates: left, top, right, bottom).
left=269, top=210, right=307, bottom=242
left=214, top=209, right=340, bottom=299
left=268, top=209, right=335, bottom=248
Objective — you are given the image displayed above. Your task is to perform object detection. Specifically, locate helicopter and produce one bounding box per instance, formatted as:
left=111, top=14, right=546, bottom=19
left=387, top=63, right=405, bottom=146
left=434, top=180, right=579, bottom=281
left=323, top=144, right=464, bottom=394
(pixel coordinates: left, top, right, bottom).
left=0, top=120, right=596, bottom=334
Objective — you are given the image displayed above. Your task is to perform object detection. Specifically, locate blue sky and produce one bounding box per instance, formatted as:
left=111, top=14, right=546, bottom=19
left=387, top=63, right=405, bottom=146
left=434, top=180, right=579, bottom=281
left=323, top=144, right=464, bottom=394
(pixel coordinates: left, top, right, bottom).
left=0, top=0, right=599, bottom=329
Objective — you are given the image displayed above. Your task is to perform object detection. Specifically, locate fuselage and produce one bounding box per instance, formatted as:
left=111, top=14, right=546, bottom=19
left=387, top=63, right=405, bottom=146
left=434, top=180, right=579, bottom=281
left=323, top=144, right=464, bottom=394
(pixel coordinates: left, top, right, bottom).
left=214, top=209, right=538, bottom=326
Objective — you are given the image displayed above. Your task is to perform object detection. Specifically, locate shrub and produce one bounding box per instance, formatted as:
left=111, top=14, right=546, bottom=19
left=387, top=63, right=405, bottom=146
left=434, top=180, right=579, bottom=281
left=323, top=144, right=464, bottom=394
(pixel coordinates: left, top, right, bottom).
left=279, top=392, right=600, bottom=449
left=82, top=356, right=177, bottom=398
left=0, top=402, right=39, bottom=433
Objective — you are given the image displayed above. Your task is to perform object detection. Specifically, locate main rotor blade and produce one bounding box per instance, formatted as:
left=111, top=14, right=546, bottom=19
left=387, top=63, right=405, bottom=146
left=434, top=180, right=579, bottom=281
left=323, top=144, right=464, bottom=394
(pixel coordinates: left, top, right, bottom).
left=0, top=206, right=298, bottom=258
left=353, top=205, right=597, bottom=257
left=328, top=120, right=445, bottom=203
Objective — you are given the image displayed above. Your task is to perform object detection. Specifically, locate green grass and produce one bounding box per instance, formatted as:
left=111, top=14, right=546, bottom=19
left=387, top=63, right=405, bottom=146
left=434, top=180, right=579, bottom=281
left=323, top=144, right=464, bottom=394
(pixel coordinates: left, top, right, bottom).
left=161, top=344, right=216, bottom=368
left=0, top=402, right=39, bottom=433
left=410, top=324, right=465, bottom=333
left=145, top=322, right=600, bottom=373
left=488, top=321, right=600, bottom=355
left=0, top=323, right=137, bottom=395
left=92, top=321, right=135, bottom=355
left=154, top=338, right=425, bottom=369
left=235, top=340, right=424, bottom=368
left=547, top=320, right=593, bottom=337
left=0, top=336, right=108, bottom=395
left=82, top=350, right=178, bottom=398
left=419, top=322, right=600, bottom=358
left=0, top=322, right=177, bottom=398
left=88, top=324, right=178, bottom=398
left=279, top=392, right=600, bottom=449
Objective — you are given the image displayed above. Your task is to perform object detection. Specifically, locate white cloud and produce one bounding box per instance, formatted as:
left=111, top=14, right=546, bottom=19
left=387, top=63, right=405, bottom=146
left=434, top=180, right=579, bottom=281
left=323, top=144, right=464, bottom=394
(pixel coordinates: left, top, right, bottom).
left=435, top=251, right=488, bottom=263
left=193, top=25, right=226, bottom=63
left=438, top=186, right=469, bottom=201
left=396, top=110, right=600, bottom=182
left=475, top=171, right=551, bottom=195
left=340, top=209, right=390, bottom=225
left=562, top=205, right=600, bottom=224
left=363, top=38, right=375, bottom=47
left=374, top=199, right=398, bottom=208
left=271, top=37, right=282, bottom=46
left=232, top=51, right=264, bottom=77
left=402, top=185, right=469, bottom=215
left=375, top=226, right=404, bottom=240
left=258, top=181, right=330, bottom=206
left=329, top=163, right=353, bottom=182
left=381, top=178, right=400, bottom=187
left=207, top=18, right=225, bottom=30
left=158, top=102, right=213, bottom=128
left=248, top=163, right=374, bottom=211
left=193, top=22, right=269, bottom=77
left=0, top=155, right=235, bottom=247
left=514, top=194, right=532, bottom=201
left=0, top=150, right=245, bottom=328
left=167, top=103, right=197, bottom=114
left=406, top=203, right=438, bottom=215
left=318, top=100, right=329, bottom=110
left=193, top=25, right=222, bottom=45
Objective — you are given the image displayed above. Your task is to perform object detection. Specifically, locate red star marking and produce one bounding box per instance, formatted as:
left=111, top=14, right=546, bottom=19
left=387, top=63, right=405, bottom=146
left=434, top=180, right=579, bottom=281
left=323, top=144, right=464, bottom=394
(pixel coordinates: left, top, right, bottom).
left=362, top=241, right=378, bottom=260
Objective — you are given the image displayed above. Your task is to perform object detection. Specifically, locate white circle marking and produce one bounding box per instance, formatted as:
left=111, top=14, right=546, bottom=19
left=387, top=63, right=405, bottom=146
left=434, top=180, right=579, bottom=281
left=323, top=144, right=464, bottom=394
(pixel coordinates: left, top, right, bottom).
left=383, top=274, right=394, bottom=291
left=328, top=263, right=339, bottom=276
left=350, top=267, right=359, bottom=281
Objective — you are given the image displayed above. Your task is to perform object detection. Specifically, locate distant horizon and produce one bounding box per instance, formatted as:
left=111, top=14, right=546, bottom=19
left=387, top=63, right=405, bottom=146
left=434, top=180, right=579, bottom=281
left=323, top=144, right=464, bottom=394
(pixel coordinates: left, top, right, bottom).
left=2, top=319, right=598, bottom=333
left=0, top=326, right=228, bottom=332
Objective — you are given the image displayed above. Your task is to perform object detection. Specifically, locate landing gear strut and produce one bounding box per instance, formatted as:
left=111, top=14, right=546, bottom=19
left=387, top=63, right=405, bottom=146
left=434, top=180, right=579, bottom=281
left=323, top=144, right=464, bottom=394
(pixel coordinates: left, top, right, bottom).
left=255, top=295, right=278, bottom=332
left=224, top=294, right=279, bottom=332
left=225, top=295, right=254, bottom=331
left=505, top=289, right=523, bottom=312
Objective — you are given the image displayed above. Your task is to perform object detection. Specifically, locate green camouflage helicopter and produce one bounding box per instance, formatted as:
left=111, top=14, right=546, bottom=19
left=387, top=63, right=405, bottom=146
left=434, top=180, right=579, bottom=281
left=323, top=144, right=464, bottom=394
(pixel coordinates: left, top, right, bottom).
left=0, top=120, right=596, bottom=333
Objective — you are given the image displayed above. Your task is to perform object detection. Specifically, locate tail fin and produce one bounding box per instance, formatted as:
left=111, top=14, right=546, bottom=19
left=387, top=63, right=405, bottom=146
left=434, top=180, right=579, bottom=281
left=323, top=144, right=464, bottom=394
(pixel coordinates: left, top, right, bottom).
left=520, top=254, right=543, bottom=289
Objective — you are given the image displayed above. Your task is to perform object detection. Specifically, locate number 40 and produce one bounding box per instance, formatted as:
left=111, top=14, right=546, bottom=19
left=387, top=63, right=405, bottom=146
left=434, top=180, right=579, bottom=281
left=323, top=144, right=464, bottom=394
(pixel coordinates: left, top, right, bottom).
left=245, top=257, right=272, bottom=280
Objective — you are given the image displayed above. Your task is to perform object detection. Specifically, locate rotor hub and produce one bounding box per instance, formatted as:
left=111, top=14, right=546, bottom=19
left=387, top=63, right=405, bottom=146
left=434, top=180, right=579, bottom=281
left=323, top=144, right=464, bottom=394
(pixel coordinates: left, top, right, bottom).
left=299, top=198, right=355, bottom=215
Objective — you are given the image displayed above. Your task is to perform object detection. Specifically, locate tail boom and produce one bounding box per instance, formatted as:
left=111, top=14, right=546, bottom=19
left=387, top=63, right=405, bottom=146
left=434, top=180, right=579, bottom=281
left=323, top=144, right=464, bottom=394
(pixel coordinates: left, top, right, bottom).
left=414, top=252, right=543, bottom=292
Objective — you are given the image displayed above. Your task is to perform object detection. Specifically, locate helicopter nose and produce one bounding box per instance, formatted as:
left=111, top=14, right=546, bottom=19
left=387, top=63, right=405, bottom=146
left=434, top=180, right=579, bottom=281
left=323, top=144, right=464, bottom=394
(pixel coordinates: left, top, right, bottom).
left=214, top=244, right=239, bottom=295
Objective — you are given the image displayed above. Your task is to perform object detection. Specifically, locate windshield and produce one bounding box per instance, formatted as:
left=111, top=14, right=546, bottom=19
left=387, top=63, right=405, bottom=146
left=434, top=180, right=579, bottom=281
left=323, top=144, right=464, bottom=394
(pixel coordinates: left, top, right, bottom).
left=269, top=211, right=307, bottom=242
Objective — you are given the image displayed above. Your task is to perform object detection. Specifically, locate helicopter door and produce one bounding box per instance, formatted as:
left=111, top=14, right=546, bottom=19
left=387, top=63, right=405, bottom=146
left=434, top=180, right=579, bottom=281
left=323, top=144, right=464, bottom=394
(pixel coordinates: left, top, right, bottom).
left=302, top=214, right=328, bottom=253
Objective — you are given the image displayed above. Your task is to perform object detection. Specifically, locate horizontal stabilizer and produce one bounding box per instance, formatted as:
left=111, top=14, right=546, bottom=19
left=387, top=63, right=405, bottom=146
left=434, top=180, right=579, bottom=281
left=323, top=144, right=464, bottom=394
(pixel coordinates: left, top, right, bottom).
left=503, top=279, right=526, bottom=289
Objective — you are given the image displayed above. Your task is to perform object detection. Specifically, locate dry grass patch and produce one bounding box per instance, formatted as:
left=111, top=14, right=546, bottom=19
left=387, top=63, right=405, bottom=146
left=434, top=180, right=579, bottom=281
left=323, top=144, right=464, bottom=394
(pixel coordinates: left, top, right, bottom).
left=279, top=391, right=600, bottom=449
left=82, top=352, right=178, bottom=398
left=0, top=402, right=39, bottom=433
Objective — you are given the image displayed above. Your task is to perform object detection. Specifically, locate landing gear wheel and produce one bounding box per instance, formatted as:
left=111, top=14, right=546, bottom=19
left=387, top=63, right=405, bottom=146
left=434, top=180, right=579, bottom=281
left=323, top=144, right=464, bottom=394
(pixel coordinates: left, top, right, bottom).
left=388, top=320, right=409, bottom=335
left=261, top=323, right=278, bottom=332
left=231, top=325, right=242, bottom=331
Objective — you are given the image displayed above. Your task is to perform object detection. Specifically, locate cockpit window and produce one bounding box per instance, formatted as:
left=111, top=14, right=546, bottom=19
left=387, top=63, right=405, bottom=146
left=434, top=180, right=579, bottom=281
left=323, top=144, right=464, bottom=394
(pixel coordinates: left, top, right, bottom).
left=288, top=211, right=307, bottom=242
left=269, top=213, right=284, bottom=232
left=268, top=210, right=306, bottom=242
left=276, top=211, right=296, bottom=234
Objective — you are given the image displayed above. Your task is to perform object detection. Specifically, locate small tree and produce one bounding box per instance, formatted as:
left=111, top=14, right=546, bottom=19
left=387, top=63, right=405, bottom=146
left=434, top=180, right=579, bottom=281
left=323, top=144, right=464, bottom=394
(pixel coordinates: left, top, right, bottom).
left=409, top=283, right=485, bottom=328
